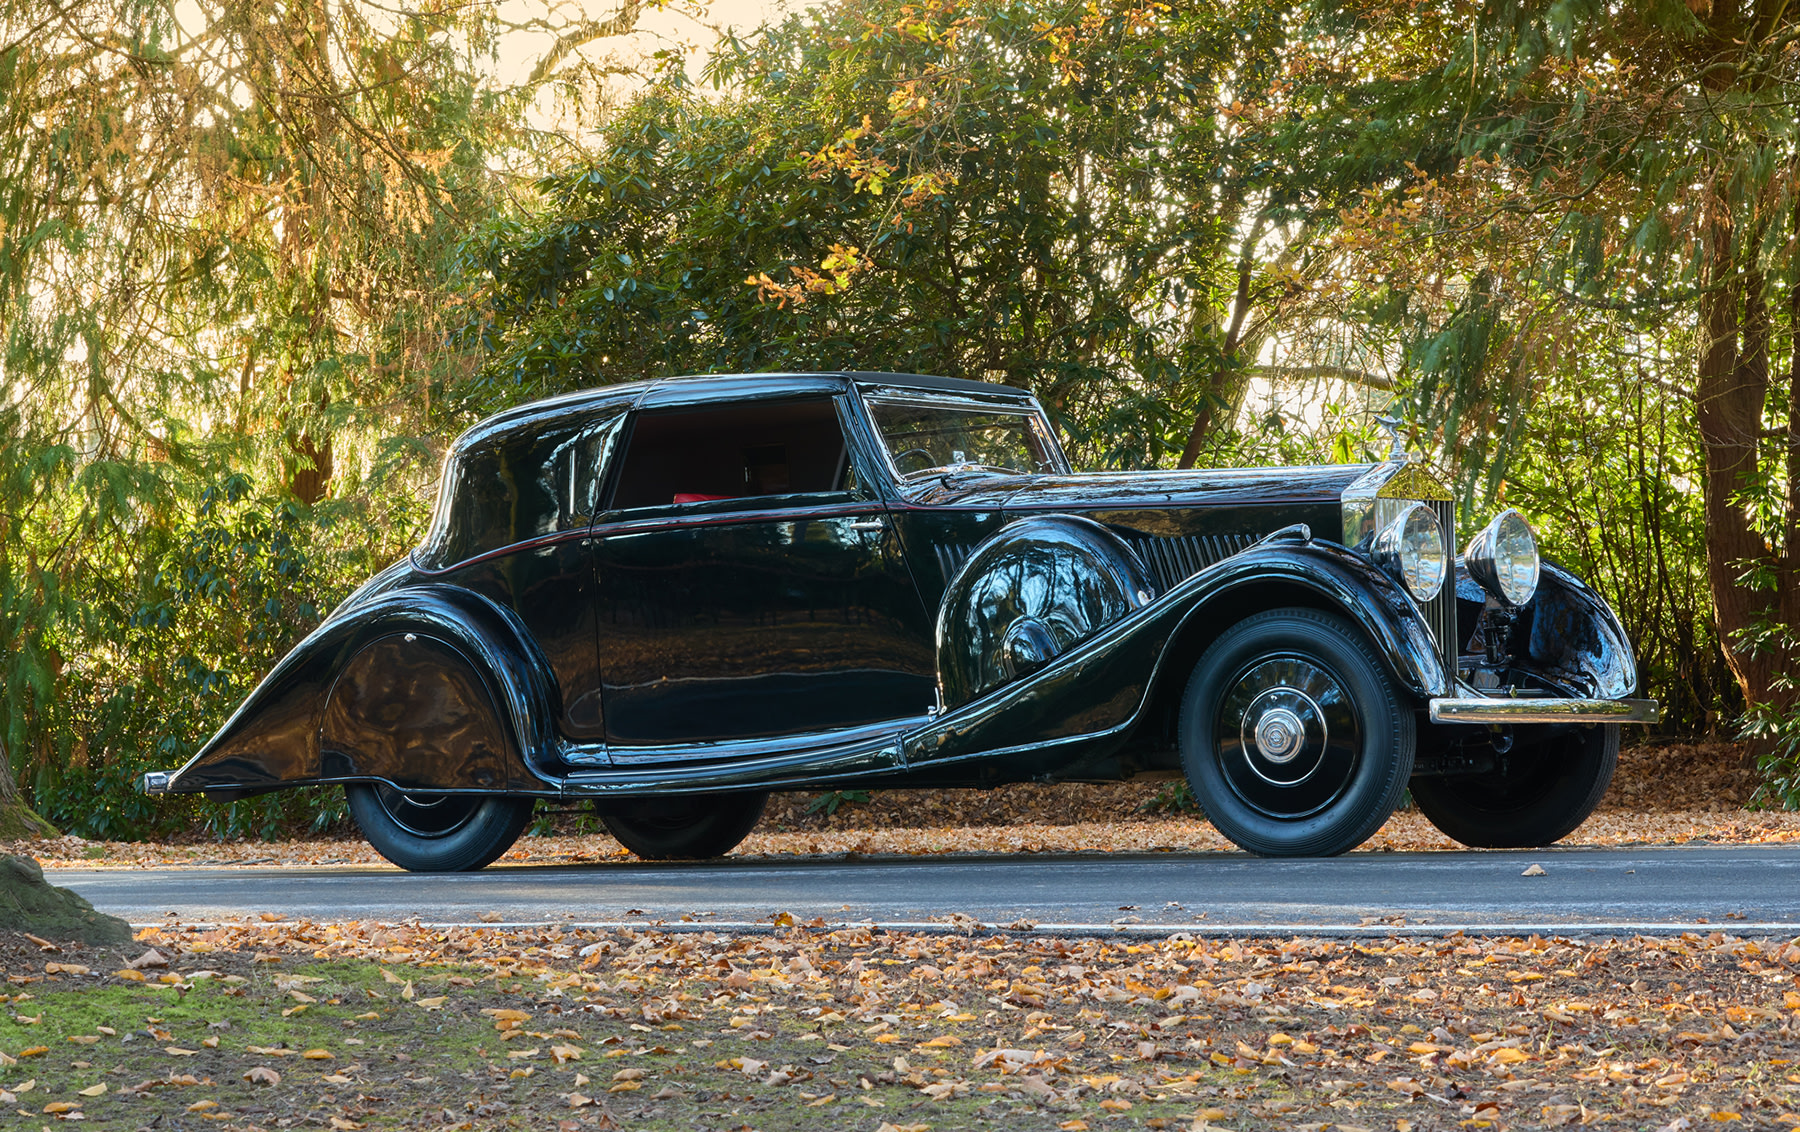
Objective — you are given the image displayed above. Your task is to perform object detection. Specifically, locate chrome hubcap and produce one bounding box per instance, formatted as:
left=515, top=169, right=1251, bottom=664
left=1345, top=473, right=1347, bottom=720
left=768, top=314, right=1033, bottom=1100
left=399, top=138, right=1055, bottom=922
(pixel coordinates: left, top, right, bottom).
left=1251, top=704, right=1309, bottom=763
left=1215, top=656, right=1363, bottom=819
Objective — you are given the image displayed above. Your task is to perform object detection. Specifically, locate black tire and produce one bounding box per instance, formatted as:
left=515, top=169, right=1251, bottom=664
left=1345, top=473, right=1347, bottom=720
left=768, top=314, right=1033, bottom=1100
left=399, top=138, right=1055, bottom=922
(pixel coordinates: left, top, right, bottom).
left=597, top=792, right=768, bottom=860
left=345, top=783, right=534, bottom=873
left=1411, top=723, right=1618, bottom=848
left=1179, top=608, right=1415, bottom=857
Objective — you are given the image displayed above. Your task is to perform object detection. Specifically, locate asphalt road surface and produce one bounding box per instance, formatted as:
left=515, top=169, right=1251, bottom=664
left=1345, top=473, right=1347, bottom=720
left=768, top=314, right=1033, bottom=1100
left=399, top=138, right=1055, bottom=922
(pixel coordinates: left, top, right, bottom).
left=48, top=845, right=1800, bottom=936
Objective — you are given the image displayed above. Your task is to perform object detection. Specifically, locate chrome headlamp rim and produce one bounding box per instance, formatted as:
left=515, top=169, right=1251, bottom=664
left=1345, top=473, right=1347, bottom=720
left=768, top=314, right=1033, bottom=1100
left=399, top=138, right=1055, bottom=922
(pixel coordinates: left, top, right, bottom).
left=1465, top=507, right=1540, bottom=607
left=1371, top=502, right=1447, bottom=603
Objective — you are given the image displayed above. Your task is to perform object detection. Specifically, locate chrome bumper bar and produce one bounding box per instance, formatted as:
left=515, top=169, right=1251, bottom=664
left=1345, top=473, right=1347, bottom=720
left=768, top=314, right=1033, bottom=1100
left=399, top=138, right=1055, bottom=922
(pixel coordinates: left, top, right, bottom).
left=1428, top=697, right=1661, bottom=725
left=142, top=771, right=174, bottom=794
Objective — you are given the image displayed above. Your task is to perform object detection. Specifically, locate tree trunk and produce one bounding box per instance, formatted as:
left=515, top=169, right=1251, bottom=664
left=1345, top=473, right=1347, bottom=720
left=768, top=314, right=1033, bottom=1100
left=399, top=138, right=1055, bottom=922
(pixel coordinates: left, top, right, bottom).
left=1694, top=188, right=1794, bottom=720
left=0, top=747, right=57, bottom=841
left=1177, top=215, right=1264, bottom=469
left=289, top=431, right=333, bottom=506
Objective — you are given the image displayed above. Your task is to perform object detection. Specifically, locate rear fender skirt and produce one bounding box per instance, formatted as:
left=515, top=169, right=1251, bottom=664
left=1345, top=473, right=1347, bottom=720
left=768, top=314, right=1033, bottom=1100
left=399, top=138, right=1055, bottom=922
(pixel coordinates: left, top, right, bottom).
left=904, top=536, right=1448, bottom=766
left=161, top=586, right=558, bottom=795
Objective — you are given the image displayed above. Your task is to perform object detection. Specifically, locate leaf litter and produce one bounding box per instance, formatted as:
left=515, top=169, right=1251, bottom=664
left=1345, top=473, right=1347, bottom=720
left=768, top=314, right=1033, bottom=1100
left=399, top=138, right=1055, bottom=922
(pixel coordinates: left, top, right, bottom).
left=5, top=920, right=1800, bottom=1129
left=4, top=741, right=1787, bottom=870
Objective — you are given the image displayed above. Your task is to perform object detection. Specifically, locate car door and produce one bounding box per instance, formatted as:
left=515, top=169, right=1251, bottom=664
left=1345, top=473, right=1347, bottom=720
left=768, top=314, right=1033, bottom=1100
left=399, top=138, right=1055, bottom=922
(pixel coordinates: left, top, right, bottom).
left=590, top=393, right=937, bottom=750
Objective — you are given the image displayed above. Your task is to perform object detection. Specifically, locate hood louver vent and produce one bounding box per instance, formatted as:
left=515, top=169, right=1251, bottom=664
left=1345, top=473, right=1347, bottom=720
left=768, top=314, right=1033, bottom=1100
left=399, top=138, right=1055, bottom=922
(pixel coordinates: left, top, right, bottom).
left=1128, top=533, right=1259, bottom=592
left=938, top=533, right=1260, bottom=594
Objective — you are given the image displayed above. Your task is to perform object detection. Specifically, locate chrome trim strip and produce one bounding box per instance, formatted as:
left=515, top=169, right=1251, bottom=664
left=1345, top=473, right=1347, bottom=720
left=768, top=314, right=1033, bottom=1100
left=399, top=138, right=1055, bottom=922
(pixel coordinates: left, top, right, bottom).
left=1428, top=697, right=1661, bottom=724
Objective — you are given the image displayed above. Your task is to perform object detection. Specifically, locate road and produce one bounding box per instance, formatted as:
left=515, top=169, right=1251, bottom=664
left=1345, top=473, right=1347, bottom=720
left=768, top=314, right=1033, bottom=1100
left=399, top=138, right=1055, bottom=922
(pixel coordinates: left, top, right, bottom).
left=48, top=844, right=1800, bottom=936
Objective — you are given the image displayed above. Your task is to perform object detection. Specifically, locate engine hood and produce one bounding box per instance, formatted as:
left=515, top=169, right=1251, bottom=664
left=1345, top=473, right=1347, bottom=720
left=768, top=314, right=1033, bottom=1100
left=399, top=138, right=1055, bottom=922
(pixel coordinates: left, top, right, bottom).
left=906, top=464, right=1376, bottom=512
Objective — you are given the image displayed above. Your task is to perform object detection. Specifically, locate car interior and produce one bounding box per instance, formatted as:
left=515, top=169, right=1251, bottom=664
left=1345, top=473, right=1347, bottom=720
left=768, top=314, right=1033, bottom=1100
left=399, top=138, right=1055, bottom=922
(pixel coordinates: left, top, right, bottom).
left=608, top=397, right=855, bottom=510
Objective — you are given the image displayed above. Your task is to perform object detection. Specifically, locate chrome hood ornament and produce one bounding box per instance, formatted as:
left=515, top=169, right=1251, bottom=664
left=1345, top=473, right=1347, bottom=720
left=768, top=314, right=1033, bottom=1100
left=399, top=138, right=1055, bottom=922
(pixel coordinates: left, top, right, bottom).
left=1373, top=413, right=1412, bottom=462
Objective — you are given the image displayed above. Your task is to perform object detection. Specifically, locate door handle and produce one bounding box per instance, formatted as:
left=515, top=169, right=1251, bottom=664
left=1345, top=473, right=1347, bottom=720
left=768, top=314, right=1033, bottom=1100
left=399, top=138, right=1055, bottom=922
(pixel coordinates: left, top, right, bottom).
left=848, top=518, right=886, bottom=533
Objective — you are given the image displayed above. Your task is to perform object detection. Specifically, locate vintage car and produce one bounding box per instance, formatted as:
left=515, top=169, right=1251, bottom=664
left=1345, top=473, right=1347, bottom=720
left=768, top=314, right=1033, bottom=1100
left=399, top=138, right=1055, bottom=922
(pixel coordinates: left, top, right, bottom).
left=143, top=372, right=1658, bottom=870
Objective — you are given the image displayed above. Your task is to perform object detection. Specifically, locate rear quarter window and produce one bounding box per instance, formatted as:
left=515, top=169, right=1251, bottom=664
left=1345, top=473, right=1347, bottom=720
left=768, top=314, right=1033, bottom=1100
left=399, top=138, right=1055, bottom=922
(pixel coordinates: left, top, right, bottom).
left=421, top=413, right=621, bottom=568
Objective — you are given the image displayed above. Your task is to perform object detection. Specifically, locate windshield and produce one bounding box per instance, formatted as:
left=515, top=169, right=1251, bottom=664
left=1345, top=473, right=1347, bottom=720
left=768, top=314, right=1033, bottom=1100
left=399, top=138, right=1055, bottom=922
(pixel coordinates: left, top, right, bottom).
left=868, top=399, right=1064, bottom=480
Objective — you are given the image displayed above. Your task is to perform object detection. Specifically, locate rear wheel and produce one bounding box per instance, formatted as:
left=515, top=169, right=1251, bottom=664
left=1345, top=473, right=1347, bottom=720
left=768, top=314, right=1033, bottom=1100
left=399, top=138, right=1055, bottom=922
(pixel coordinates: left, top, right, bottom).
left=1411, top=723, right=1618, bottom=848
left=346, top=783, right=534, bottom=873
left=597, top=792, right=768, bottom=860
left=1179, top=608, right=1414, bottom=857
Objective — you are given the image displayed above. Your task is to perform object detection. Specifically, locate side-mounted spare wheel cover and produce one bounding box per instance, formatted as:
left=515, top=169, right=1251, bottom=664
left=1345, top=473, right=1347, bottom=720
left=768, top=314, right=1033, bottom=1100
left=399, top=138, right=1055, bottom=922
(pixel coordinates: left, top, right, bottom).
left=937, top=515, right=1154, bottom=709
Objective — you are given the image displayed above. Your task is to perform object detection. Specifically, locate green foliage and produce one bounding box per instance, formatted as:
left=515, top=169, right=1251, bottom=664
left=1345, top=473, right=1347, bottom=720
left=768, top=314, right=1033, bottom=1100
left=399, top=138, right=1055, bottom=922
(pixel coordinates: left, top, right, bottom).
left=0, top=0, right=647, bottom=839
left=1, top=0, right=1792, bottom=846
left=1140, top=780, right=1200, bottom=816
left=805, top=790, right=872, bottom=817
left=6, top=446, right=417, bottom=839
left=468, top=0, right=1313, bottom=470
left=1296, top=0, right=1800, bottom=736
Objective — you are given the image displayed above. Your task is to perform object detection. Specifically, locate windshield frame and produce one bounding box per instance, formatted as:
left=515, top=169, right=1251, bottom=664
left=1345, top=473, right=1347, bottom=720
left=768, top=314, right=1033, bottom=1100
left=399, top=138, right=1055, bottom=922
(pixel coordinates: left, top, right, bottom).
left=861, top=391, right=1070, bottom=486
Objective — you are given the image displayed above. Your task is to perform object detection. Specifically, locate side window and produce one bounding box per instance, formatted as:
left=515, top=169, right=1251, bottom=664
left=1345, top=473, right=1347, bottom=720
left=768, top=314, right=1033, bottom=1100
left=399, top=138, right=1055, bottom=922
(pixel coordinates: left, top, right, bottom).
left=608, top=398, right=857, bottom=511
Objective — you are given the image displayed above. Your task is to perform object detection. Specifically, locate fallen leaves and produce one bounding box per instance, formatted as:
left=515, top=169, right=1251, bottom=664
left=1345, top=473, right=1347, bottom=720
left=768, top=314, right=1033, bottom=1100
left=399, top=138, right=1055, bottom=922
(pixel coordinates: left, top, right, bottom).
left=127, top=948, right=169, bottom=969
left=8, top=909, right=1800, bottom=1132
left=242, top=1066, right=281, bottom=1086
left=22, top=795, right=1800, bottom=878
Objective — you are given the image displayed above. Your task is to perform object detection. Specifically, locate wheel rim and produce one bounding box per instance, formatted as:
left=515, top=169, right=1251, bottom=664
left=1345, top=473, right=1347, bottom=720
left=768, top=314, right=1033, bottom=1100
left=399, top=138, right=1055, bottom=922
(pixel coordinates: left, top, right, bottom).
left=1214, top=655, right=1363, bottom=819
left=373, top=785, right=483, bottom=838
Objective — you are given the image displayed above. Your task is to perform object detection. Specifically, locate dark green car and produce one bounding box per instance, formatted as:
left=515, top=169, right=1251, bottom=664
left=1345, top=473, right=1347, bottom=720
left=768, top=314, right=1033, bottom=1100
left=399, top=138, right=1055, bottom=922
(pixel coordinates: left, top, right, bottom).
left=143, top=372, right=1657, bottom=869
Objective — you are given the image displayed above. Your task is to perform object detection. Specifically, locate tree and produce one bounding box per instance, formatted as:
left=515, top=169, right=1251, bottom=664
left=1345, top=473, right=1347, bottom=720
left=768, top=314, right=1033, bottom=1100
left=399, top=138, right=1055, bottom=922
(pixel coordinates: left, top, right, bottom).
left=472, top=0, right=1367, bottom=471
left=0, top=0, right=655, bottom=835
left=1289, top=0, right=1800, bottom=741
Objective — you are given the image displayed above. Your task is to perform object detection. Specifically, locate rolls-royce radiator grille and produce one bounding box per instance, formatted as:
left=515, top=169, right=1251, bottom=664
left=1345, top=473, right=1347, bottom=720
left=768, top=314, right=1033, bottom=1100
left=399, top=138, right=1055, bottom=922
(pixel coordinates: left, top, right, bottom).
left=1425, top=499, right=1459, bottom=681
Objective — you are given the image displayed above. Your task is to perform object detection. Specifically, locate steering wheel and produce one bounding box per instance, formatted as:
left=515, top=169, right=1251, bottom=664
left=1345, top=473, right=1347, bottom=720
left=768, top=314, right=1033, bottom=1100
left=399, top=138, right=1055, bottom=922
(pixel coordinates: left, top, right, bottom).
left=892, top=447, right=938, bottom=474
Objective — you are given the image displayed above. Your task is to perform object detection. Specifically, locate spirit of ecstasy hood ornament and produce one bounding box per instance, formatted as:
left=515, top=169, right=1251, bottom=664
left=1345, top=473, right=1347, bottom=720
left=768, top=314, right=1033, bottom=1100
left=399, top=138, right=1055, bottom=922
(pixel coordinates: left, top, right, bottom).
left=1373, top=413, right=1413, bottom=462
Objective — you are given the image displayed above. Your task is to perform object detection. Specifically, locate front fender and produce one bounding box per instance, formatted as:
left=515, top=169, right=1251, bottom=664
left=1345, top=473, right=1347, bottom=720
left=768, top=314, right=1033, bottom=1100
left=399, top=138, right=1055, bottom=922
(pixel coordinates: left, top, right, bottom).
left=158, top=585, right=558, bottom=796
left=905, top=533, right=1448, bottom=765
left=1514, top=561, right=1639, bottom=699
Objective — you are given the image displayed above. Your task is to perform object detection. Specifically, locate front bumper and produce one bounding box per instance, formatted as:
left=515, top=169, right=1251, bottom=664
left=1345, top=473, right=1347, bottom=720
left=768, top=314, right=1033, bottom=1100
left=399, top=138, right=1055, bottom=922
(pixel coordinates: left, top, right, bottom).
left=1428, top=696, right=1661, bottom=725
left=142, top=771, right=174, bottom=794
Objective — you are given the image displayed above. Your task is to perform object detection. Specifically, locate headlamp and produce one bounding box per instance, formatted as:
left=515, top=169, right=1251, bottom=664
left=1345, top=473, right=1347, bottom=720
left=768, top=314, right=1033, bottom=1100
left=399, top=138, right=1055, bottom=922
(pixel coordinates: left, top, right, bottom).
left=1372, top=503, right=1447, bottom=603
left=1465, top=508, right=1540, bottom=607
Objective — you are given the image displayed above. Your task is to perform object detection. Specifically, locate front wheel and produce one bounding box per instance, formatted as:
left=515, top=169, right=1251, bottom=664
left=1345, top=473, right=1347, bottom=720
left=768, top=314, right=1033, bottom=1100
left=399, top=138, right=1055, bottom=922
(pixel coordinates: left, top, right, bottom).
left=1179, top=608, right=1415, bottom=857
left=1410, top=723, right=1618, bottom=848
left=345, top=783, right=534, bottom=873
left=597, top=792, right=768, bottom=860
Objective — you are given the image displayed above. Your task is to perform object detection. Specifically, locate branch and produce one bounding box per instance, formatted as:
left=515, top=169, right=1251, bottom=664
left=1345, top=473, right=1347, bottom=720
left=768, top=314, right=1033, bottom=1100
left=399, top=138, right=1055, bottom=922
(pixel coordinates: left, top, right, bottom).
left=527, top=0, right=645, bottom=86
left=1248, top=364, right=1395, bottom=391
